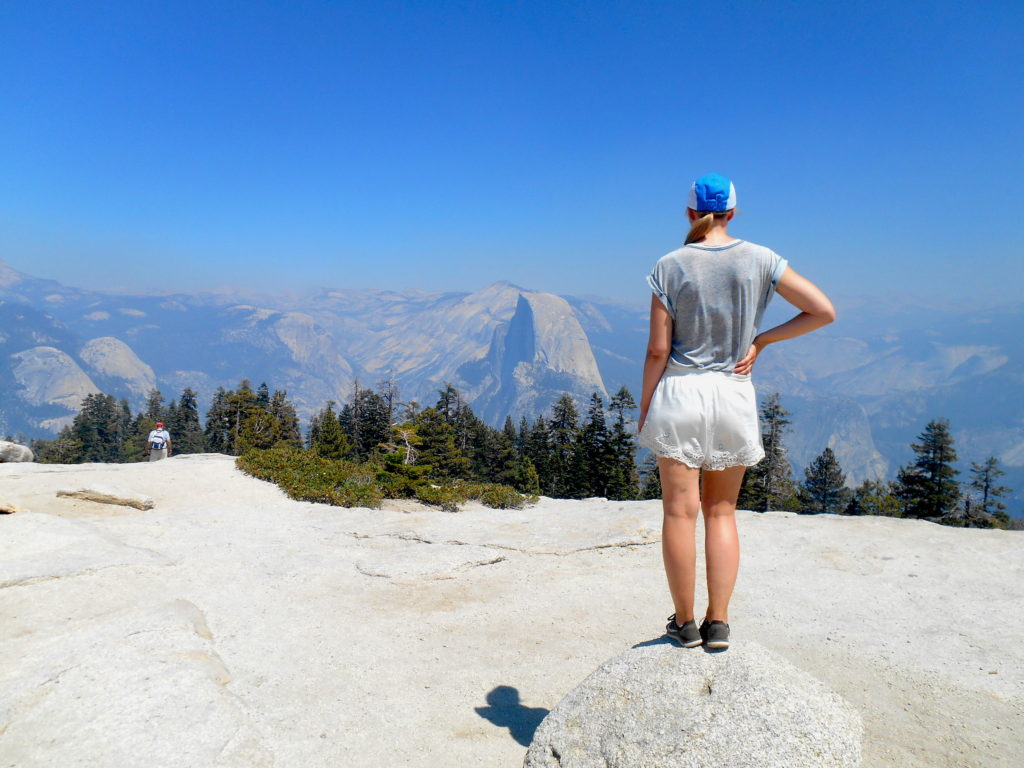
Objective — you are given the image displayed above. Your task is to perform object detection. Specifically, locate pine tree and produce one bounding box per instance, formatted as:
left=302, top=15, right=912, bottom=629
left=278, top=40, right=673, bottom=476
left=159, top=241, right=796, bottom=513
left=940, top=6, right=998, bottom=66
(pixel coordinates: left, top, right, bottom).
left=638, top=454, right=662, bottom=499
left=33, top=425, right=84, bottom=463
left=269, top=390, right=301, bottom=447
left=525, top=416, right=554, bottom=494
left=965, top=456, right=1011, bottom=529
left=236, top=409, right=278, bottom=454
left=435, top=383, right=461, bottom=424
left=516, top=416, right=530, bottom=455
left=844, top=478, right=903, bottom=517
left=895, top=418, right=961, bottom=520
left=203, top=381, right=268, bottom=456
left=450, top=399, right=492, bottom=479
left=579, top=393, right=612, bottom=497
left=512, top=456, right=541, bottom=495
left=739, top=393, right=798, bottom=511
left=376, top=375, right=402, bottom=428
left=255, top=382, right=271, bottom=408
left=204, top=387, right=232, bottom=454
left=170, top=388, right=206, bottom=454
left=607, top=386, right=639, bottom=500
left=340, top=384, right=392, bottom=460
left=309, top=402, right=351, bottom=459
left=413, top=407, right=470, bottom=479
left=798, top=447, right=852, bottom=514
left=221, top=381, right=260, bottom=455
left=549, top=394, right=584, bottom=498
left=307, top=407, right=322, bottom=448
left=70, top=393, right=131, bottom=462
left=143, top=388, right=166, bottom=422
left=492, top=416, right=521, bottom=488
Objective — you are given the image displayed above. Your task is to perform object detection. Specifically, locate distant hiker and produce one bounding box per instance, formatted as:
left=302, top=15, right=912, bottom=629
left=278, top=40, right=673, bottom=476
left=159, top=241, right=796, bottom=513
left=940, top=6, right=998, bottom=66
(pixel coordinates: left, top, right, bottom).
left=639, top=173, right=835, bottom=649
left=147, top=422, right=172, bottom=462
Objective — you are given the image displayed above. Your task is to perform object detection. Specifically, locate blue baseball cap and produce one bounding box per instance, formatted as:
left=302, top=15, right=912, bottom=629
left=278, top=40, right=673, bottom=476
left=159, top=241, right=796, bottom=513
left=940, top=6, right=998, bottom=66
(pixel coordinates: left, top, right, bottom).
left=687, top=173, right=737, bottom=212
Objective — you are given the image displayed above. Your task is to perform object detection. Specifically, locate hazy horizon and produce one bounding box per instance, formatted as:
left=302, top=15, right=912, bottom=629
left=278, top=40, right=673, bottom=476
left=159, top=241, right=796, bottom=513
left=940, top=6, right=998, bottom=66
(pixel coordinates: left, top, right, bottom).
left=4, top=253, right=1022, bottom=320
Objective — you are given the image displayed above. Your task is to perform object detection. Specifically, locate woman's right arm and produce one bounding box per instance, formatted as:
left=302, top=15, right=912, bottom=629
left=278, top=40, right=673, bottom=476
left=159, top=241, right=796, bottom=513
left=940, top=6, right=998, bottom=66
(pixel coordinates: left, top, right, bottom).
left=638, top=294, right=674, bottom=432
left=733, top=267, right=836, bottom=375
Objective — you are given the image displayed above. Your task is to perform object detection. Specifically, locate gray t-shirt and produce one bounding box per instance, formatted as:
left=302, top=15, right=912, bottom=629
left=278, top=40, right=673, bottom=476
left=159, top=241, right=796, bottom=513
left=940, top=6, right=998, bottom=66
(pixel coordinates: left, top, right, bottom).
left=646, top=239, right=788, bottom=371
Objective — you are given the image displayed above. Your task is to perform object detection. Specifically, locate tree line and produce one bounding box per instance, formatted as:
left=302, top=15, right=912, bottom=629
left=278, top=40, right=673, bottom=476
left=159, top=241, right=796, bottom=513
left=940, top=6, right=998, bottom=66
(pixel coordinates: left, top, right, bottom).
left=732, top=393, right=1014, bottom=529
left=304, top=381, right=642, bottom=500
left=28, top=379, right=641, bottom=500
left=31, top=382, right=301, bottom=463
left=27, top=379, right=1015, bottom=528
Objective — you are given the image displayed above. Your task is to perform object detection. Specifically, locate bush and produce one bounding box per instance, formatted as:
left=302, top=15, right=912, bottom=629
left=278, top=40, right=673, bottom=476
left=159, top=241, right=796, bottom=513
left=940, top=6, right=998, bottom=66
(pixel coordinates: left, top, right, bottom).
left=237, top=445, right=533, bottom=512
left=477, top=483, right=530, bottom=509
left=414, top=483, right=468, bottom=512
left=237, top=446, right=382, bottom=508
left=414, top=480, right=532, bottom=511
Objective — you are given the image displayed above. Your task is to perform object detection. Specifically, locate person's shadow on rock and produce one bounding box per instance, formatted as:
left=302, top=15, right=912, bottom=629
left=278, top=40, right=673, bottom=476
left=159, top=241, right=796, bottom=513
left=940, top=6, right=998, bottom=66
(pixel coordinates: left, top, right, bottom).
left=474, top=685, right=549, bottom=747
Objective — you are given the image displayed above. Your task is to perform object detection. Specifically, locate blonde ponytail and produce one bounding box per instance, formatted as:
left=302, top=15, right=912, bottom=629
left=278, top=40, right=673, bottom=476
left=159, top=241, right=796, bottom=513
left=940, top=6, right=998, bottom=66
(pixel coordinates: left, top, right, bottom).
left=684, top=210, right=730, bottom=245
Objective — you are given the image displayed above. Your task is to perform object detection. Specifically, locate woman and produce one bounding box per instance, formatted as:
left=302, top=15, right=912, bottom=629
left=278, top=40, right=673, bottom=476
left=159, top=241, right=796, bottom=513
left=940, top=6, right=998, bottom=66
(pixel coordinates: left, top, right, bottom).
left=637, top=173, right=835, bottom=649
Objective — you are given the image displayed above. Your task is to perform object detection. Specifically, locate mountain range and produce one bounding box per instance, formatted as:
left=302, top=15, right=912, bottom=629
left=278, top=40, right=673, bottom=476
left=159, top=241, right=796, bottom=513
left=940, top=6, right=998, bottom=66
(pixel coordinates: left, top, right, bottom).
left=1, top=258, right=1021, bottom=513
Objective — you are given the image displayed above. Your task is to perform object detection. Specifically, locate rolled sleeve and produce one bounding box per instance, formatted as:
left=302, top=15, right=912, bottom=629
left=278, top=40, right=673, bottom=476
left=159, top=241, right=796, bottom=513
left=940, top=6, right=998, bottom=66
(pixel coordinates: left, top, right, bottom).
left=647, top=269, right=673, bottom=313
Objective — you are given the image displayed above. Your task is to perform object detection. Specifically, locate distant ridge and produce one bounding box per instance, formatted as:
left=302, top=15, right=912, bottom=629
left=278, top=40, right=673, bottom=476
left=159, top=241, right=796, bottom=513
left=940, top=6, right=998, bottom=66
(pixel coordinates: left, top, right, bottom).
left=1, top=258, right=1022, bottom=512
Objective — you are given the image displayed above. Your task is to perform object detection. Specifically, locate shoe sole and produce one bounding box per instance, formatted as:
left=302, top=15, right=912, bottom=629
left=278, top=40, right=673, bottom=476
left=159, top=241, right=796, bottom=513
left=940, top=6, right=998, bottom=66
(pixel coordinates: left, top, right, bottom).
left=666, top=633, right=703, bottom=648
left=705, top=640, right=730, bottom=649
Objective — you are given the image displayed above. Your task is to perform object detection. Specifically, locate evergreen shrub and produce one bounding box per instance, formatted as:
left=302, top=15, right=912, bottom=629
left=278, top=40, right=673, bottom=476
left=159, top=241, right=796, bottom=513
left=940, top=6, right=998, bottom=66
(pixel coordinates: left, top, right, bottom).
left=477, top=483, right=531, bottom=509
left=371, top=452, right=430, bottom=499
left=237, top=446, right=529, bottom=512
left=414, top=480, right=531, bottom=511
left=414, top=483, right=469, bottom=511
left=237, top=446, right=383, bottom=508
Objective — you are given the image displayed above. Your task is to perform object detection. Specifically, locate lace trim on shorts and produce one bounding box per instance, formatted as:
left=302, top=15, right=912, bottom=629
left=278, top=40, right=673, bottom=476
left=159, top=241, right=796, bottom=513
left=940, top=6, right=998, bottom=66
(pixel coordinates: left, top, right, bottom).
left=643, top=430, right=765, bottom=471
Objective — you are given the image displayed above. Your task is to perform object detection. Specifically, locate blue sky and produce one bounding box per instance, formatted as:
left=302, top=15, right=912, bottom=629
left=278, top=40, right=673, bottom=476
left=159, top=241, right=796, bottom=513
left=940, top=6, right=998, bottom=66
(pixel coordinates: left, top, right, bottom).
left=1, top=1, right=1021, bottom=308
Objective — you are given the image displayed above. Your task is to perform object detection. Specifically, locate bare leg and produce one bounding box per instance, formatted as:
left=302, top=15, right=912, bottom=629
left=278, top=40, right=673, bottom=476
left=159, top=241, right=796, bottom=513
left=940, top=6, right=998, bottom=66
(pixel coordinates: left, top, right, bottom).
left=700, top=465, right=746, bottom=622
left=657, top=457, right=701, bottom=623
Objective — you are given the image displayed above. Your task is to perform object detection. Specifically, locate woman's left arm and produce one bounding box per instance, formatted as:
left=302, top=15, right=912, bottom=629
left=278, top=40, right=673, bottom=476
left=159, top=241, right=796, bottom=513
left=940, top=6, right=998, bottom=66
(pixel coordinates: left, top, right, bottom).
left=638, top=294, right=673, bottom=432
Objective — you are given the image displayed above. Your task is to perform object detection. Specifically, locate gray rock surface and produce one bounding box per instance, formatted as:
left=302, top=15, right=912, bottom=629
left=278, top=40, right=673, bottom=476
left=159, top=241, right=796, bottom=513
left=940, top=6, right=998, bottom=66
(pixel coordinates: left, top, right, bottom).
left=56, top=484, right=155, bottom=510
left=0, top=440, right=33, bottom=463
left=354, top=538, right=506, bottom=583
left=0, top=511, right=168, bottom=588
left=524, top=642, right=862, bottom=768
left=0, top=600, right=272, bottom=768
left=0, top=456, right=1020, bottom=768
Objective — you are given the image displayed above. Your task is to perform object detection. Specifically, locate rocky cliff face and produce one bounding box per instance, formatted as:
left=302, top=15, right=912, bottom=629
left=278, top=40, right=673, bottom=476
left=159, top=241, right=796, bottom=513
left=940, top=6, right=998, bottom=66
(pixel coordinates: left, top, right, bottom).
left=784, top=395, right=889, bottom=485
left=80, top=337, right=157, bottom=403
left=9, top=347, right=99, bottom=431
left=335, top=281, right=524, bottom=391
left=459, top=292, right=607, bottom=423
left=0, top=269, right=608, bottom=436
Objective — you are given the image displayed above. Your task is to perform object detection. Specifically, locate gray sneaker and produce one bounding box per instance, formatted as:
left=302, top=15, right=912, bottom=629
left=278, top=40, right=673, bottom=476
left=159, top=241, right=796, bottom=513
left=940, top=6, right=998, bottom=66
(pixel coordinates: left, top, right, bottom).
left=699, top=618, right=730, bottom=649
left=665, top=614, right=702, bottom=647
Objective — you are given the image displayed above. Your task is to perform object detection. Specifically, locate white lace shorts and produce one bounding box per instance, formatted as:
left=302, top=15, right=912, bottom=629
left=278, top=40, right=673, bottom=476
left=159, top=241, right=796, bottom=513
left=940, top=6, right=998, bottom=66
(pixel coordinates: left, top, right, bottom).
left=638, top=362, right=765, bottom=471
